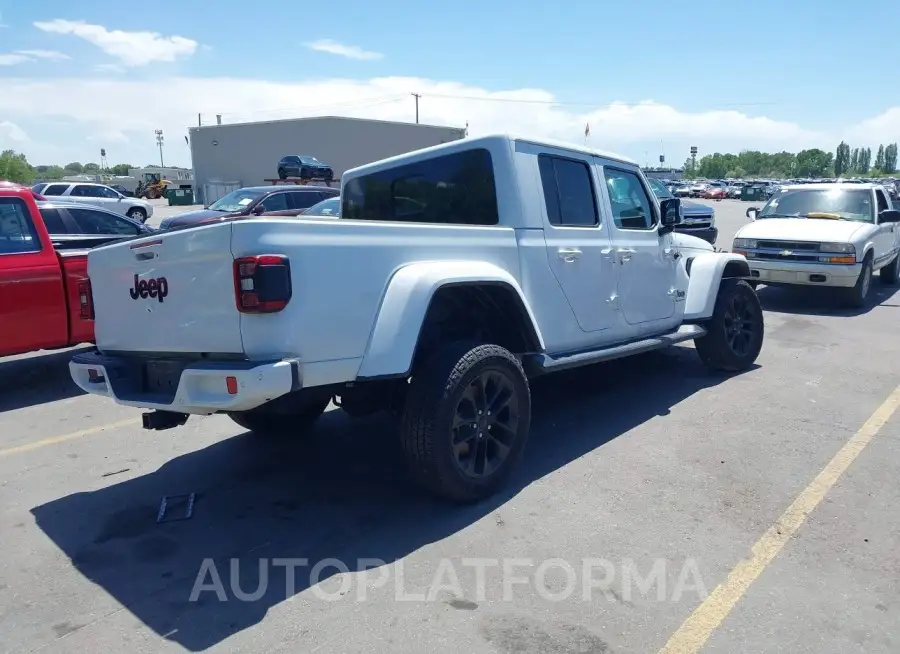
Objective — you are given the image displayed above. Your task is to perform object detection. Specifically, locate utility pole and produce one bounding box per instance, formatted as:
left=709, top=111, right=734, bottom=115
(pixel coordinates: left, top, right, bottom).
left=411, top=92, right=421, bottom=124
left=155, top=129, right=165, bottom=167
left=197, top=113, right=202, bottom=127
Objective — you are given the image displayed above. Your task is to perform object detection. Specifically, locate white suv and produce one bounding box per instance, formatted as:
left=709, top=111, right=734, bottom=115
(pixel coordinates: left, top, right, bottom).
left=35, top=182, right=154, bottom=223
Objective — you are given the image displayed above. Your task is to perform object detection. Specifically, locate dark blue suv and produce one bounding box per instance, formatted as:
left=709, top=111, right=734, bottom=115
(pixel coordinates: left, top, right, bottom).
left=277, top=155, right=334, bottom=181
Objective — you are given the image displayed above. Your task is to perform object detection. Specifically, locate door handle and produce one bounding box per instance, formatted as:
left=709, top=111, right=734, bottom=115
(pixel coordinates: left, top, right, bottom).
left=557, top=248, right=581, bottom=262
left=617, top=247, right=635, bottom=263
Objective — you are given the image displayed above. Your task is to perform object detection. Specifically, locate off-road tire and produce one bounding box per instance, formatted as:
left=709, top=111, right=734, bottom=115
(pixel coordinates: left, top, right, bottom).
left=127, top=208, right=147, bottom=223
left=400, top=341, right=531, bottom=503
left=879, top=253, right=899, bottom=285
left=844, top=253, right=873, bottom=308
left=694, top=278, right=764, bottom=372
left=228, top=395, right=330, bottom=437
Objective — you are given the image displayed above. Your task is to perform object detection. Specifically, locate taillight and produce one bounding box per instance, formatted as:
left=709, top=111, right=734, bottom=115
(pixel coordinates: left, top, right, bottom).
left=233, top=255, right=292, bottom=313
left=78, top=278, right=94, bottom=319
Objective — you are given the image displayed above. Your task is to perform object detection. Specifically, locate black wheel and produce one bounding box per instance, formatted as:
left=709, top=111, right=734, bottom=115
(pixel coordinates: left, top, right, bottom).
left=228, top=395, right=329, bottom=437
left=278, top=167, right=287, bottom=180
left=844, top=253, right=873, bottom=308
left=127, top=208, right=147, bottom=223
left=879, top=253, right=899, bottom=285
left=400, top=341, right=531, bottom=503
left=694, top=279, right=764, bottom=372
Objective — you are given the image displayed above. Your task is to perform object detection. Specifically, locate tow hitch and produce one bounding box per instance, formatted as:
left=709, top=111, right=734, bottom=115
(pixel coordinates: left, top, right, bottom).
left=142, top=410, right=189, bottom=430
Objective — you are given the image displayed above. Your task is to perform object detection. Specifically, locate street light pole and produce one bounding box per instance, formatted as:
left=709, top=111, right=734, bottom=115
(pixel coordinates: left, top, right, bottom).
left=155, top=129, right=165, bottom=167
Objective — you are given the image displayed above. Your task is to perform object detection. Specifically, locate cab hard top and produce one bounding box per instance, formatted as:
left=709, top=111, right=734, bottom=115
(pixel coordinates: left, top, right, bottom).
left=342, top=133, right=637, bottom=180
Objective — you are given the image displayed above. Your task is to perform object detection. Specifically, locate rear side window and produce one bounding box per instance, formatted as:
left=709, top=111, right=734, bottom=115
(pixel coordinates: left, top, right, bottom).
left=342, top=148, right=499, bottom=226
left=876, top=189, right=889, bottom=212
left=0, top=197, right=41, bottom=254
left=67, top=207, right=140, bottom=235
left=604, top=168, right=658, bottom=230
left=538, top=154, right=599, bottom=227
left=39, top=208, right=68, bottom=234
left=43, top=184, right=69, bottom=196
left=287, top=191, right=322, bottom=210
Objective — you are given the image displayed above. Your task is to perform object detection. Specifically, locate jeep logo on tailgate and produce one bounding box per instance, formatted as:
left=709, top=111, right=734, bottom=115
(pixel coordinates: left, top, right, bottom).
left=130, top=274, right=169, bottom=302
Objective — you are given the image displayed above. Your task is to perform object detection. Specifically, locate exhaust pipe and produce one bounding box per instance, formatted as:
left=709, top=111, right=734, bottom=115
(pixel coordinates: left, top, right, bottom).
left=142, top=410, right=189, bottom=430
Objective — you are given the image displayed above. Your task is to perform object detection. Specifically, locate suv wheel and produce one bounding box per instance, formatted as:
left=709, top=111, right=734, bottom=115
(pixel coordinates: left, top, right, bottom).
left=228, top=396, right=330, bottom=437
left=694, top=279, right=764, bottom=372
left=277, top=167, right=287, bottom=180
left=400, top=341, right=531, bottom=502
left=127, top=208, right=147, bottom=223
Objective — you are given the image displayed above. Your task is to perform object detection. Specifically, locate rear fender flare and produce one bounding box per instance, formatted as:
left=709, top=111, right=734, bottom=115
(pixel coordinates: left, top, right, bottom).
left=356, top=261, right=544, bottom=379
left=683, top=252, right=751, bottom=320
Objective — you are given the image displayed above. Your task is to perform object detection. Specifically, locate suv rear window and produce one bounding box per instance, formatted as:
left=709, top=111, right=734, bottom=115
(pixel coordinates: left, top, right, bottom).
left=342, top=148, right=499, bottom=226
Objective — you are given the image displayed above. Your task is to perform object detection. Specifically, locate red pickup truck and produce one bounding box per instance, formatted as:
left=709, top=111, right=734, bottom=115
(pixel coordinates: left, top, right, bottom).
left=0, top=187, right=96, bottom=357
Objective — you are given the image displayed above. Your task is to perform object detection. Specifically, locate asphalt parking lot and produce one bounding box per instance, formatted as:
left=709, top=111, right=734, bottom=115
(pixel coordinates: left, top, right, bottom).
left=2, top=199, right=899, bottom=654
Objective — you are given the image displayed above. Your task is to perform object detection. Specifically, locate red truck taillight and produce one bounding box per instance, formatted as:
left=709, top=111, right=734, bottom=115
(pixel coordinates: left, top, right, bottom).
left=78, top=278, right=94, bottom=319
left=233, top=255, right=292, bottom=313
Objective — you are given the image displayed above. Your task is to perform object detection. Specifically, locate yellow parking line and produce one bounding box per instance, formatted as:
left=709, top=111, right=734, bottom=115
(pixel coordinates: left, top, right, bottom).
left=659, top=383, right=900, bottom=654
left=0, top=418, right=141, bottom=458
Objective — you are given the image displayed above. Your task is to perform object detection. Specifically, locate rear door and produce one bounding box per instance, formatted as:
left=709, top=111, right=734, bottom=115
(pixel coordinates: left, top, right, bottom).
left=287, top=190, right=326, bottom=212
left=0, top=195, right=68, bottom=355
left=88, top=223, right=244, bottom=354
left=64, top=206, right=143, bottom=236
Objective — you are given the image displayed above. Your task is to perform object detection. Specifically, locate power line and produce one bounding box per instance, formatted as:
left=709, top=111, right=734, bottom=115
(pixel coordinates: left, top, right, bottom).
left=206, top=95, right=407, bottom=122
left=417, top=92, right=783, bottom=109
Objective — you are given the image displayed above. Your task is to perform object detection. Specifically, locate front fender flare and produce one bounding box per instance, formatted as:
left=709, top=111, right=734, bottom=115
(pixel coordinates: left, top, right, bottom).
left=356, top=261, right=545, bottom=379
left=683, top=252, right=751, bottom=320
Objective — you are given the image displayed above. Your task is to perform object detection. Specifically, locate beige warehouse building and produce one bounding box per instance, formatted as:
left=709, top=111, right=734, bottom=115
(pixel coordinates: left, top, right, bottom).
left=188, top=116, right=466, bottom=204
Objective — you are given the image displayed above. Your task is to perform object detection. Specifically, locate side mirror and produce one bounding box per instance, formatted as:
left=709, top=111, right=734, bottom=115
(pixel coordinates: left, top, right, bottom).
left=658, top=198, right=681, bottom=235
left=879, top=209, right=900, bottom=223
left=251, top=204, right=266, bottom=216
left=746, top=207, right=759, bottom=220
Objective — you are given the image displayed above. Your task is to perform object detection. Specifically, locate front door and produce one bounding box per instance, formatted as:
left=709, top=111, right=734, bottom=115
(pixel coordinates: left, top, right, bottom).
left=599, top=165, right=678, bottom=327
left=875, top=189, right=899, bottom=267
left=537, top=151, right=619, bottom=332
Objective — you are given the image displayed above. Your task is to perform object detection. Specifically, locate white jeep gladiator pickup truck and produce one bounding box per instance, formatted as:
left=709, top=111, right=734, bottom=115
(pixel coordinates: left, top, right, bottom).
left=70, top=134, right=764, bottom=502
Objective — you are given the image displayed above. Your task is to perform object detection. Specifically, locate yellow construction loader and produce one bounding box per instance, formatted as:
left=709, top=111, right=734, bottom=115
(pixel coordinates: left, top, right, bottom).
left=135, top=173, right=170, bottom=199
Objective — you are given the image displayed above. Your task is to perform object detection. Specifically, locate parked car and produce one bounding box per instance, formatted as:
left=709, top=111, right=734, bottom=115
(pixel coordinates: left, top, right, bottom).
left=0, top=188, right=132, bottom=357
left=71, top=133, right=762, bottom=502
left=302, top=196, right=341, bottom=217
left=277, top=155, right=334, bottom=181
left=690, top=181, right=709, bottom=197
left=36, top=201, right=154, bottom=245
left=735, top=183, right=900, bottom=306
left=31, top=182, right=153, bottom=223
left=647, top=178, right=718, bottom=244
left=159, top=185, right=340, bottom=229
left=107, top=184, right=135, bottom=197
left=703, top=183, right=728, bottom=200
left=673, top=184, right=693, bottom=198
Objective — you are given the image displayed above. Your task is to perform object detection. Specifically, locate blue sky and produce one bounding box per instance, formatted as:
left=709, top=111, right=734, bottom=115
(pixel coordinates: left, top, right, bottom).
left=1, top=0, right=898, bottom=167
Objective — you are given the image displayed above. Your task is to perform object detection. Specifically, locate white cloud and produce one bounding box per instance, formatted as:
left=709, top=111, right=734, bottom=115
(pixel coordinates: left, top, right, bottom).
left=95, top=63, right=126, bottom=74
left=845, top=107, right=900, bottom=146
left=0, top=54, right=31, bottom=66
left=15, top=49, right=70, bottom=61
left=0, top=74, right=895, bottom=167
left=0, top=120, right=29, bottom=143
left=303, top=39, right=383, bottom=61
left=34, top=19, right=198, bottom=66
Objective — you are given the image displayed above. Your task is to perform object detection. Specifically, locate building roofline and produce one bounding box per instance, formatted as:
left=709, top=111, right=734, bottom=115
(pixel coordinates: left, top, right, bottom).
left=189, top=114, right=465, bottom=133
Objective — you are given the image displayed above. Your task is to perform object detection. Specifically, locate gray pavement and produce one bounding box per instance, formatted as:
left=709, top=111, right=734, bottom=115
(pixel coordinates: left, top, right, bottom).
left=1, top=199, right=899, bottom=653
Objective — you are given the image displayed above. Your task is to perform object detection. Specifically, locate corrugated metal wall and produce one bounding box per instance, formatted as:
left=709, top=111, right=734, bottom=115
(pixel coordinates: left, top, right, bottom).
left=189, top=117, right=465, bottom=204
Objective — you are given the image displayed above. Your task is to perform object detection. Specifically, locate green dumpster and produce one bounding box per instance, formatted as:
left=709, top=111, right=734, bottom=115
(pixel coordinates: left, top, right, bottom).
left=741, top=185, right=767, bottom=202
left=166, top=188, right=195, bottom=206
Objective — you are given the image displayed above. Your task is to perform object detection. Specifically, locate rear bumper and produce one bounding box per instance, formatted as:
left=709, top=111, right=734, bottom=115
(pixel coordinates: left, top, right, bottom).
left=69, top=350, right=301, bottom=414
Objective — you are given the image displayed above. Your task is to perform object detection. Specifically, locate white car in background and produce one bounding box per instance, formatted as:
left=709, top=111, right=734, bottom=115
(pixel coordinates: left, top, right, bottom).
left=734, top=183, right=900, bottom=306
left=32, top=182, right=154, bottom=223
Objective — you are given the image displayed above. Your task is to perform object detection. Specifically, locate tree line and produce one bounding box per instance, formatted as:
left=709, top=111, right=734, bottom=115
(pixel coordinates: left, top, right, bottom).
left=684, top=141, right=898, bottom=180
left=0, top=149, right=187, bottom=184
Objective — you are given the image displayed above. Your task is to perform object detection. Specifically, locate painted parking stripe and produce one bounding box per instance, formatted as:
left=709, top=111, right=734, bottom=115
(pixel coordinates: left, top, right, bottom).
left=0, top=419, right=141, bottom=458
left=659, top=383, right=900, bottom=654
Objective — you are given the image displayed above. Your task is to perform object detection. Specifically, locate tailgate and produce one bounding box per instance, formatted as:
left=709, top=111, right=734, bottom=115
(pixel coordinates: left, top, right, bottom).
left=88, top=224, right=243, bottom=354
